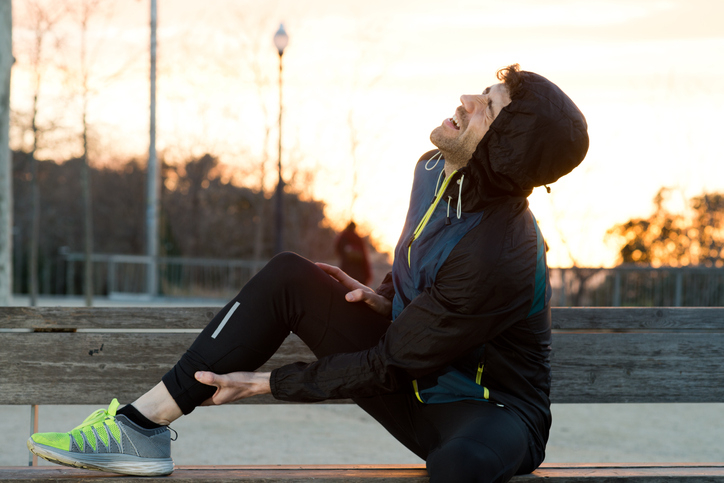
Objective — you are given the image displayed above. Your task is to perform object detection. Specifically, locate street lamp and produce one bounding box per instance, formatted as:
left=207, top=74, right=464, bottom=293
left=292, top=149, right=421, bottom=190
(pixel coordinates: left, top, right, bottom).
left=273, top=23, right=288, bottom=255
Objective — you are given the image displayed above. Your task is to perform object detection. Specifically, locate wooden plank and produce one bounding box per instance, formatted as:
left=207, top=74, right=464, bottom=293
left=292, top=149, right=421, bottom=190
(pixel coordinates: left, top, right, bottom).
left=550, top=332, right=724, bottom=403
left=0, top=466, right=430, bottom=482
left=551, top=307, right=724, bottom=331
left=0, top=333, right=321, bottom=405
left=517, top=462, right=720, bottom=482
left=1, top=464, right=724, bottom=482
left=3, top=307, right=724, bottom=331
left=517, top=463, right=724, bottom=481
left=2, top=329, right=724, bottom=405
left=0, top=306, right=220, bottom=330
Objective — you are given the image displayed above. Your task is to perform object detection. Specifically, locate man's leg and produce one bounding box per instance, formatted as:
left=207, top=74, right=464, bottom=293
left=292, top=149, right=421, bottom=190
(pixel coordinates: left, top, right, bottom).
left=352, top=394, right=428, bottom=460
left=162, top=252, right=392, bottom=414
left=352, top=397, right=537, bottom=483
left=423, top=401, right=536, bottom=483
left=131, top=382, right=183, bottom=426
left=27, top=252, right=391, bottom=476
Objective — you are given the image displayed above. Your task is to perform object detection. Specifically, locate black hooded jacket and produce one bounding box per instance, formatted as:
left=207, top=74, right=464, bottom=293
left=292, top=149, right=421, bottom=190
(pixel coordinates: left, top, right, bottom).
left=270, top=71, right=588, bottom=456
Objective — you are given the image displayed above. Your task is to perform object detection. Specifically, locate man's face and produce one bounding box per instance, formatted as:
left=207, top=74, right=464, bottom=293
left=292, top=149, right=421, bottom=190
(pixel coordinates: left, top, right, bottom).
left=430, top=82, right=512, bottom=162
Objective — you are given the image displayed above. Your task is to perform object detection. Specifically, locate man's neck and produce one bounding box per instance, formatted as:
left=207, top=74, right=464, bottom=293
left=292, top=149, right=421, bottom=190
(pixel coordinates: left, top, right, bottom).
left=442, top=152, right=468, bottom=178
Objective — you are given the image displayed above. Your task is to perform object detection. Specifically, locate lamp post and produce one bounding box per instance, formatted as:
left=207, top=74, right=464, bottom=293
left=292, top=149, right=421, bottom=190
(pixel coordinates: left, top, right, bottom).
left=273, top=23, right=288, bottom=255
left=146, top=0, right=159, bottom=296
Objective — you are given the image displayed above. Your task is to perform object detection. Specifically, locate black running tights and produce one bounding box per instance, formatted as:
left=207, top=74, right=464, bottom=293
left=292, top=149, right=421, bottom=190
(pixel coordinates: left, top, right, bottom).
left=162, top=252, right=537, bottom=483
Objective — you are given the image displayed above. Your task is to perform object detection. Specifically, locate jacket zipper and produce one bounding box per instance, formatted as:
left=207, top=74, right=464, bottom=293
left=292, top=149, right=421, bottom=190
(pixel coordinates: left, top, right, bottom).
left=407, top=170, right=459, bottom=267
left=412, top=379, right=425, bottom=404
left=475, top=363, right=484, bottom=384
left=476, top=362, right=490, bottom=399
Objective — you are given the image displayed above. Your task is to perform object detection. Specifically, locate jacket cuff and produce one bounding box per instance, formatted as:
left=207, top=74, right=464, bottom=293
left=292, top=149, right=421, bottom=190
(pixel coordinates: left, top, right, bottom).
left=375, top=272, right=395, bottom=301
left=269, top=367, right=283, bottom=400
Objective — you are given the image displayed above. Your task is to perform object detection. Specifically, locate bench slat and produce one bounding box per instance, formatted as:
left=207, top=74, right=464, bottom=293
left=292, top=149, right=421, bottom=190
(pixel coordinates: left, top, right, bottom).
left=0, top=306, right=218, bottom=330
left=551, top=332, right=724, bottom=403
left=2, top=330, right=723, bottom=405
left=0, top=466, right=431, bottom=482
left=3, top=307, right=724, bottom=330
left=552, top=307, right=724, bottom=331
left=0, top=332, right=319, bottom=405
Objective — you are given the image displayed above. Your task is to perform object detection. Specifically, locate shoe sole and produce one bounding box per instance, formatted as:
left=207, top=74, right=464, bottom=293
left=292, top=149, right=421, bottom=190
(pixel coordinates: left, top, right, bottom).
left=27, top=438, right=174, bottom=476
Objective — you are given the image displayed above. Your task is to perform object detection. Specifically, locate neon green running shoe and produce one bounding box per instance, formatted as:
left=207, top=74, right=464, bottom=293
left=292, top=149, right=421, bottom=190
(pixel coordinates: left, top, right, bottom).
left=27, top=399, right=174, bottom=476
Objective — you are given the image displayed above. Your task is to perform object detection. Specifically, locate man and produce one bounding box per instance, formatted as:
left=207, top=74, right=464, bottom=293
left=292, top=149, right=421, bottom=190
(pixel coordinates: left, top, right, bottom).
left=335, top=220, right=372, bottom=285
left=28, top=64, right=588, bottom=483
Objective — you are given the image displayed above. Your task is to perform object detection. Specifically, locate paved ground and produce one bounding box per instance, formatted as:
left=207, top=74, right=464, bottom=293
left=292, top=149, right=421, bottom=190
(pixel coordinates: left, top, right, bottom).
left=3, top=296, right=723, bottom=466
left=3, top=403, right=724, bottom=466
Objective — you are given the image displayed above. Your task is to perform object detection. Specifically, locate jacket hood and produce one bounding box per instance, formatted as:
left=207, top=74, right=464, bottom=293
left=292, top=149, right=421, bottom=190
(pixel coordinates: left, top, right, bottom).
left=467, top=71, right=589, bottom=200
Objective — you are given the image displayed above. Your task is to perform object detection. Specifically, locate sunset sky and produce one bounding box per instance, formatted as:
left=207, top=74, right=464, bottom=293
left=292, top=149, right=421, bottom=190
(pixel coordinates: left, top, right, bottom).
left=9, top=0, right=724, bottom=267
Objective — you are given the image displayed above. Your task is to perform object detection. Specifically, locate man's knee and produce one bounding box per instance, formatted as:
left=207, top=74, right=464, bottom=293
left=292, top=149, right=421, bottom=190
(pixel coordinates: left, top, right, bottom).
left=257, top=252, right=316, bottom=289
left=267, top=251, right=306, bottom=270
left=427, top=437, right=518, bottom=483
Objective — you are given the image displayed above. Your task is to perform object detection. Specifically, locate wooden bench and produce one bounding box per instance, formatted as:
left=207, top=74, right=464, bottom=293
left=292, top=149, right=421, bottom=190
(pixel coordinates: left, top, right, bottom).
left=1, top=306, right=723, bottom=482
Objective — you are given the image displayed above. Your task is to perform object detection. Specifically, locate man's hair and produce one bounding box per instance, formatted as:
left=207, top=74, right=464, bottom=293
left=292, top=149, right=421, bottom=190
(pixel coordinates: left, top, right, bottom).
left=496, top=64, right=525, bottom=98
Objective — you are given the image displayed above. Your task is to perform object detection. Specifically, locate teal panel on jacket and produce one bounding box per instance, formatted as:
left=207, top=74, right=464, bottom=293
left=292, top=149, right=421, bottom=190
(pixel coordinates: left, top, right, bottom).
left=528, top=218, right=548, bottom=317
left=417, top=368, right=490, bottom=404
left=391, top=163, right=483, bottom=320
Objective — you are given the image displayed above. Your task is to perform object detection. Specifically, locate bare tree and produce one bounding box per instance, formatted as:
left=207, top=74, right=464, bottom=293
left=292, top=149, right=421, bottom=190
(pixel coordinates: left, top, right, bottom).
left=0, top=0, right=12, bottom=305
left=78, top=0, right=95, bottom=306
left=183, top=5, right=281, bottom=264
left=343, top=22, right=387, bottom=223
left=50, top=0, right=124, bottom=304
left=347, top=110, right=361, bottom=220
left=234, top=11, right=276, bottom=266
left=65, top=0, right=109, bottom=306
left=15, top=0, right=66, bottom=305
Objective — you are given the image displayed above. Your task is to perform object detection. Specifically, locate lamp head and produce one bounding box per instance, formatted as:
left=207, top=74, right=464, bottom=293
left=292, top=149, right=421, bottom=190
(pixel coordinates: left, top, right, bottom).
left=273, top=23, right=289, bottom=56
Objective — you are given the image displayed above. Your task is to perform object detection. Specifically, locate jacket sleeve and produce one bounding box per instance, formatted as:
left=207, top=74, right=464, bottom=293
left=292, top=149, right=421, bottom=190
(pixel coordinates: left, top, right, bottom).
left=375, top=271, right=395, bottom=301
left=270, top=214, right=537, bottom=402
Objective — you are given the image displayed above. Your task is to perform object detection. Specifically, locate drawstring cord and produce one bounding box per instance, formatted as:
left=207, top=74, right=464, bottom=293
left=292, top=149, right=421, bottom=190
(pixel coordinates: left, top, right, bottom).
left=433, top=168, right=445, bottom=199
left=444, top=174, right=465, bottom=225
left=445, top=196, right=452, bottom=225
left=425, top=152, right=465, bottom=216
left=408, top=169, right=465, bottom=264
left=456, top=175, right=464, bottom=219
left=425, top=151, right=443, bottom=171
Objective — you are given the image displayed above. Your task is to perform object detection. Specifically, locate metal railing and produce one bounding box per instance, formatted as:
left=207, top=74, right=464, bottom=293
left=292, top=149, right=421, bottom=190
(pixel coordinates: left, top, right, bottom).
left=550, top=266, right=724, bottom=307
left=35, top=254, right=724, bottom=307
left=62, top=253, right=268, bottom=299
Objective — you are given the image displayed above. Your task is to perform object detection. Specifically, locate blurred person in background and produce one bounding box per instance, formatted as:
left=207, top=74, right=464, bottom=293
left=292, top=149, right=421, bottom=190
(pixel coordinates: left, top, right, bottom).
left=335, top=221, right=372, bottom=286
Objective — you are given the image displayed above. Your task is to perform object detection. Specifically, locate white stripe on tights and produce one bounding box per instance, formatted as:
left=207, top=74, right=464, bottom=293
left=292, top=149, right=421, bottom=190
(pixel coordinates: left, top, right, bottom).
left=211, top=301, right=240, bottom=339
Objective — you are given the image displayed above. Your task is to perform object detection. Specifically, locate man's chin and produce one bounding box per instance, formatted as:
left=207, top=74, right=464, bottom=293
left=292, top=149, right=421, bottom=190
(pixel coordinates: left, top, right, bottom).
left=430, top=136, right=456, bottom=155
left=430, top=127, right=453, bottom=150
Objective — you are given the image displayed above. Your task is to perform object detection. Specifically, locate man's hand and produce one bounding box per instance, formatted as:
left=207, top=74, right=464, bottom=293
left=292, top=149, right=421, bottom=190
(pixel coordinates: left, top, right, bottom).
left=316, top=262, right=392, bottom=318
left=194, top=371, right=271, bottom=406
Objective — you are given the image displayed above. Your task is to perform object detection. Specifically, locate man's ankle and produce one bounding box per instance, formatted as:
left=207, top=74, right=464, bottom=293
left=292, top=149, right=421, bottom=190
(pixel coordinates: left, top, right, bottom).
left=117, top=404, right=164, bottom=429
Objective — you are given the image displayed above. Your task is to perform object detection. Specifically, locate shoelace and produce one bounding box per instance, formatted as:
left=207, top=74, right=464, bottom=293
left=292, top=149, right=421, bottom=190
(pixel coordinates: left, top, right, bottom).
left=73, top=399, right=120, bottom=431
